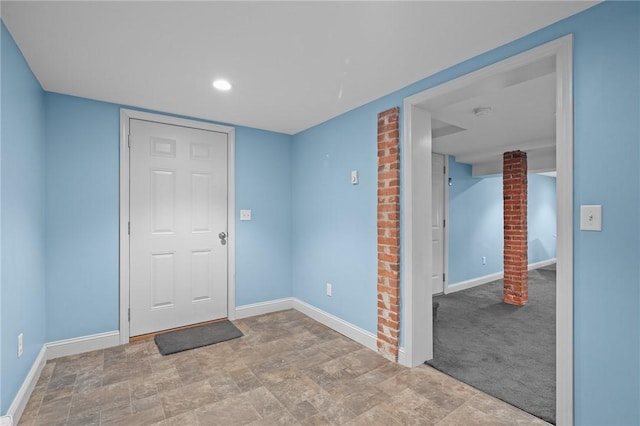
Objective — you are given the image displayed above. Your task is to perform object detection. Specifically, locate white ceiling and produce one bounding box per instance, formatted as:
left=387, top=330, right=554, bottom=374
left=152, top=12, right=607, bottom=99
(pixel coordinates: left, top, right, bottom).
left=432, top=69, right=557, bottom=175
left=1, top=1, right=597, bottom=135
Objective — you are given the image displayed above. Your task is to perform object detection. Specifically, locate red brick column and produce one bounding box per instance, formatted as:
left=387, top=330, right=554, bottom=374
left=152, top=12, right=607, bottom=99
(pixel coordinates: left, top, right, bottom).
left=377, top=107, right=400, bottom=361
left=503, top=151, right=528, bottom=306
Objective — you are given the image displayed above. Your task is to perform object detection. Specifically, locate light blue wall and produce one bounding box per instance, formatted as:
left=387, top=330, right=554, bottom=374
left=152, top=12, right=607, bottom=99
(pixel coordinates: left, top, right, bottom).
left=43, top=93, right=293, bottom=341
left=447, top=158, right=557, bottom=285
left=235, top=126, right=292, bottom=306
left=528, top=174, right=557, bottom=263
left=292, top=2, right=639, bottom=424
left=44, top=94, right=120, bottom=341
left=570, top=4, right=639, bottom=424
left=292, top=111, right=378, bottom=333
left=447, top=159, right=504, bottom=284
left=1, top=23, right=47, bottom=413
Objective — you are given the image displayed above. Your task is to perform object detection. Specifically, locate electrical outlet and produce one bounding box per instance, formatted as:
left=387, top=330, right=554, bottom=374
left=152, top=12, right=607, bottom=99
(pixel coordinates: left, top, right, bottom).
left=18, top=333, right=23, bottom=358
left=326, top=283, right=332, bottom=297
left=482, top=256, right=487, bottom=265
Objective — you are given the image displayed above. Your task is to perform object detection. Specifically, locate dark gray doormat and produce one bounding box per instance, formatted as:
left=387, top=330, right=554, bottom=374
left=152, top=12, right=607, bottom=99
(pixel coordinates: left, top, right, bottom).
left=154, top=320, right=243, bottom=355
left=427, top=265, right=556, bottom=424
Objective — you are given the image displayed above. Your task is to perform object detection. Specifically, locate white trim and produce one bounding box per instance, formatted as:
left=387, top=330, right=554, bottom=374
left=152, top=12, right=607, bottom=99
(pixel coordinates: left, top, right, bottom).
left=403, top=35, right=573, bottom=424
left=554, top=35, right=574, bottom=426
left=45, top=331, right=120, bottom=361
left=292, top=299, right=378, bottom=353
left=447, top=271, right=505, bottom=294
left=401, top=104, right=433, bottom=367
left=119, top=109, right=236, bottom=343
left=446, top=258, right=557, bottom=294
left=528, top=258, right=557, bottom=271
left=443, top=155, right=450, bottom=292
left=226, top=129, right=237, bottom=320
left=234, top=298, right=294, bottom=319
left=5, top=346, right=46, bottom=425
left=119, top=111, right=130, bottom=344
left=4, top=298, right=378, bottom=425
left=6, top=331, right=119, bottom=424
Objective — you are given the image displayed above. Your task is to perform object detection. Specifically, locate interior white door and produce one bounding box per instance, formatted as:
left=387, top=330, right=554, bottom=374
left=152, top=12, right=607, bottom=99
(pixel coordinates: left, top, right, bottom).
left=129, top=119, right=228, bottom=336
left=431, top=153, right=446, bottom=294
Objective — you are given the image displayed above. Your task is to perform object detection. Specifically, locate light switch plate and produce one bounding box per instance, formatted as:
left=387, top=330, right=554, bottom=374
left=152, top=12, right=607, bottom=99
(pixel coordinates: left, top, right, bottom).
left=580, top=205, right=602, bottom=231
left=240, top=210, right=252, bottom=221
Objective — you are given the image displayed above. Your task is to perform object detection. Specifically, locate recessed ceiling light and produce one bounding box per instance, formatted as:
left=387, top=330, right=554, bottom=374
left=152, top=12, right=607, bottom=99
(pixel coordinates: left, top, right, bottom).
left=212, top=79, right=232, bottom=91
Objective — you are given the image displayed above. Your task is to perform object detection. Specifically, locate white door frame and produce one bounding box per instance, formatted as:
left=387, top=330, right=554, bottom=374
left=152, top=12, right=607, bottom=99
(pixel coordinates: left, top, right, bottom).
left=431, top=153, right=449, bottom=295
left=442, top=154, right=450, bottom=295
left=119, top=109, right=236, bottom=344
left=401, top=35, right=573, bottom=425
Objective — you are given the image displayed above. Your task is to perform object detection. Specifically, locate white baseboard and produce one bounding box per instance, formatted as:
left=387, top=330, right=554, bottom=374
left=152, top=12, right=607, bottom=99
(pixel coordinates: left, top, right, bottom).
left=236, top=298, right=379, bottom=356
left=45, top=331, right=120, bottom=361
left=528, top=258, right=557, bottom=271
left=446, top=258, right=556, bottom=294
left=292, top=298, right=378, bottom=353
left=234, top=298, right=293, bottom=319
left=5, top=345, right=46, bottom=424
left=6, top=293, right=435, bottom=424
left=6, top=331, right=120, bottom=424
left=446, top=271, right=504, bottom=294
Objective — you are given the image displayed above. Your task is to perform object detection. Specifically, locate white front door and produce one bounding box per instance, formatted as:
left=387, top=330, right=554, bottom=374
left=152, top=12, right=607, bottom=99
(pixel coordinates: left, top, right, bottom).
left=129, top=119, right=228, bottom=336
left=431, top=153, right=446, bottom=294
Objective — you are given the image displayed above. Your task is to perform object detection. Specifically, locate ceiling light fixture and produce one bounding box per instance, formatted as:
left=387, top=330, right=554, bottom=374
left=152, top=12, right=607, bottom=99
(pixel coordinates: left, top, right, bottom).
left=212, top=79, right=232, bottom=91
left=473, top=106, right=493, bottom=117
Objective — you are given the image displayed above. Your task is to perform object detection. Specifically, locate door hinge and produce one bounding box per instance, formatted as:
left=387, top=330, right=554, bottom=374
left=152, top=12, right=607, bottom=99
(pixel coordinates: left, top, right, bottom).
left=128, top=308, right=130, bottom=322
left=128, top=134, right=131, bottom=148
left=443, top=273, right=446, bottom=282
left=443, top=165, right=446, bottom=174
left=443, top=219, right=446, bottom=228
left=128, top=222, right=130, bottom=235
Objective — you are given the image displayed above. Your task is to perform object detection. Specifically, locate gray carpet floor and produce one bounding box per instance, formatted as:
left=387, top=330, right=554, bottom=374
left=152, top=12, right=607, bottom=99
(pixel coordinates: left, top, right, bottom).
left=428, top=265, right=556, bottom=424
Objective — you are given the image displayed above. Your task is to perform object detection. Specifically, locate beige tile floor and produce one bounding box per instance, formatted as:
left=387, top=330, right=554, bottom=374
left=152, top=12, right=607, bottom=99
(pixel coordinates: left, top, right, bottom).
left=18, top=310, right=549, bottom=426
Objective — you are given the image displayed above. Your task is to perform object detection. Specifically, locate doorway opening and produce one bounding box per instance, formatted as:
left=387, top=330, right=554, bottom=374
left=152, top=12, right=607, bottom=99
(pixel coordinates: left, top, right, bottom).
left=401, top=35, right=573, bottom=424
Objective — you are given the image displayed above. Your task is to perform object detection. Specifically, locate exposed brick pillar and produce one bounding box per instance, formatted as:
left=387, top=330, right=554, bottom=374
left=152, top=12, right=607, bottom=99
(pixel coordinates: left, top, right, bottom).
left=377, top=107, right=400, bottom=361
left=503, top=151, right=528, bottom=306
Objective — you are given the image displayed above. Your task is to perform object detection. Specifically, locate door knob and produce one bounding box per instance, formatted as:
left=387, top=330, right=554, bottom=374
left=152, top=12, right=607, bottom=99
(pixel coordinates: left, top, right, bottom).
left=218, top=232, right=227, bottom=245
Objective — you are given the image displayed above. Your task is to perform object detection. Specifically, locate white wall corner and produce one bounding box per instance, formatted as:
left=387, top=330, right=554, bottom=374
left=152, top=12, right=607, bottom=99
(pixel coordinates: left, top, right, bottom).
left=234, top=298, right=294, bottom=319
left=45, top=331, right=120, bottom=361
left=292, top=298, right=378, bottom=353
left=6, top=345, right=46, bottom=424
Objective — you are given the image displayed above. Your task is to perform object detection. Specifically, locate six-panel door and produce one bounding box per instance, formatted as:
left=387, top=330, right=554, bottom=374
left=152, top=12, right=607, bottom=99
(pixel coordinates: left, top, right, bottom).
left=129, top=119, right=228, bottom=336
